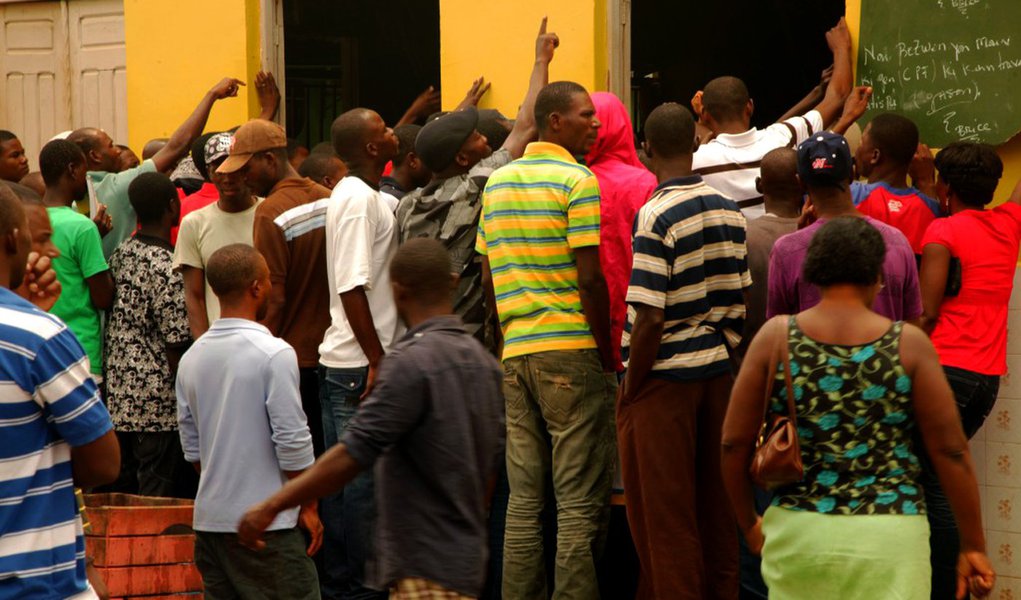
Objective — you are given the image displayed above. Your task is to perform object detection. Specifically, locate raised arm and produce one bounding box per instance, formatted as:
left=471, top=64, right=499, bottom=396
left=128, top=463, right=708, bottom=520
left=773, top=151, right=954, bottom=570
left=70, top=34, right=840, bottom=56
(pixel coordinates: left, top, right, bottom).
left=453, top=77, right=492, bottom=112
left=501, top=17, right=560, bottom=158
left=812, top=18, right=853, bottom=127
left=396, top=86, right=442, bottom=127
left=151, top=77, right=245, bottom=173
left=908, top=143, right=938, bottom=200
left=776, top=64, right=833, bottom=123
left=256, top=71, right=282, bottom=121
left=829, top=86, right=873, bottom=135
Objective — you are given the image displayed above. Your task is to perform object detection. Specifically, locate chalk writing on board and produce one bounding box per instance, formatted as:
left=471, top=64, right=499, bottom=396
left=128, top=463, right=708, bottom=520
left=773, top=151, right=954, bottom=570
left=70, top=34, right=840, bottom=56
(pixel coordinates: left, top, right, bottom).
left=857, top=0, right=1021, bottom=145
left=937, top=0, right=983, bottom=17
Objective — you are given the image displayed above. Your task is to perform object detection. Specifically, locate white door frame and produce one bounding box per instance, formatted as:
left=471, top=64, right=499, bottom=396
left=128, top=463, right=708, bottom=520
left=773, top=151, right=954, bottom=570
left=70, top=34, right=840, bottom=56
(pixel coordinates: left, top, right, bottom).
left=606, top=0, right=632, bottom=112
left=259, top=0, right=286, bottom=124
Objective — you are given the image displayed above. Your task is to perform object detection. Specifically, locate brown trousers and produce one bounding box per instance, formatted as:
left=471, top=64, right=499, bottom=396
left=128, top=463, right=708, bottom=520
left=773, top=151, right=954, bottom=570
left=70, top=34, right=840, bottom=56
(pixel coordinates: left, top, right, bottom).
left=617, top=374, right=739, bottom=600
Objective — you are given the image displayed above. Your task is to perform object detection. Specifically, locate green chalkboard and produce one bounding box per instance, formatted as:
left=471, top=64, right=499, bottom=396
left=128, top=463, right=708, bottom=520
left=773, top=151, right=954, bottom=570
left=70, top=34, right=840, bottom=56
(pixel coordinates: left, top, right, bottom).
left=857, top=0, right=1021, bottom=146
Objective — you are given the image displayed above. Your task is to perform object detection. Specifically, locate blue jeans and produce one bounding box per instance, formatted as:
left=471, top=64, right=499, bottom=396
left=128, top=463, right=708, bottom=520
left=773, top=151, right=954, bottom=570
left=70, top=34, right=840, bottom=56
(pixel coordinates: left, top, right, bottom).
left=318, top=366, right=386, bottom=600
left=921, top=365, right=1000, bottom=600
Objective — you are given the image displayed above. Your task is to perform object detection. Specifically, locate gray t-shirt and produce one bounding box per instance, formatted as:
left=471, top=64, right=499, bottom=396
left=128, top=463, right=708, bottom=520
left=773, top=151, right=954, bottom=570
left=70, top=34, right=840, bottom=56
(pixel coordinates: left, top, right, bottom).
left=341, top=315, right=504, bottom=596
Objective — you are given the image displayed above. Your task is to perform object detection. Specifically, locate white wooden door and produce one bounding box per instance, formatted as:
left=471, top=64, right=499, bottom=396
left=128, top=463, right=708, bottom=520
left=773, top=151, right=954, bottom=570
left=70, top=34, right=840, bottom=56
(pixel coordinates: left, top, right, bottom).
left=0, top=1, right=71, bottom=166
left=0, top=0, right=126, bottom=166
left=68, top=0, right=127, bottom=145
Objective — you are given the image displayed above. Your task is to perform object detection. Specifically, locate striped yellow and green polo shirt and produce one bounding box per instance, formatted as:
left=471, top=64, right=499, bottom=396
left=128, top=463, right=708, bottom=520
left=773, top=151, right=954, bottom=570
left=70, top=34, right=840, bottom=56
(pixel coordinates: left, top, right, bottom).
left=476, top=142, right=601, bottom=360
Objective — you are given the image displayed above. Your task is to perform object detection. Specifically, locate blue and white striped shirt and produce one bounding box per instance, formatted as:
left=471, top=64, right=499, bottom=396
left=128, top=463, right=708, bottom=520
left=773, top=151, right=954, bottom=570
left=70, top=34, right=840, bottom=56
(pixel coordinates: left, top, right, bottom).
left=0, top=288, right=113, bottom=599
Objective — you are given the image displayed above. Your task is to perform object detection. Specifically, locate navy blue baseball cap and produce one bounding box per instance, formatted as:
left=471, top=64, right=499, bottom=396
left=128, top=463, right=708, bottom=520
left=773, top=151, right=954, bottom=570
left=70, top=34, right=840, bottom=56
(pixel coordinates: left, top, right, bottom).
left=797, top=131, right=853, bottom=186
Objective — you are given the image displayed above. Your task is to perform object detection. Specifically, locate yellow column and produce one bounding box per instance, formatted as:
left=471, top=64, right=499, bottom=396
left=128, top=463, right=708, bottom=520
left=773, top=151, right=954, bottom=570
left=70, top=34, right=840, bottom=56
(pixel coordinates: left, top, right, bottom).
left=123, top=0, right=263, bottom=153
left=846, top=0, right=1021, bottom=204
left=439, top=0, right=608, bottom=114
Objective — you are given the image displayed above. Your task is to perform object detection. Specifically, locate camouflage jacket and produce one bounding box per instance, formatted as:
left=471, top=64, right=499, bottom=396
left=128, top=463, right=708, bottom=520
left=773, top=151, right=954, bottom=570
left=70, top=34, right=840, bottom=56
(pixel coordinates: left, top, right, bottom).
left=396, top=149, right=511, bottom=353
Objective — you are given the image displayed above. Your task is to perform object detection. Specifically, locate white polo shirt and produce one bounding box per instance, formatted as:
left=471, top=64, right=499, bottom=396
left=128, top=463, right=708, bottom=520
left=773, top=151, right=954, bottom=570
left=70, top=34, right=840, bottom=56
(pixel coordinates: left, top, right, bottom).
left=319, top=175, right=403, bottom=368
left=693, top=110, right=824, bottom=220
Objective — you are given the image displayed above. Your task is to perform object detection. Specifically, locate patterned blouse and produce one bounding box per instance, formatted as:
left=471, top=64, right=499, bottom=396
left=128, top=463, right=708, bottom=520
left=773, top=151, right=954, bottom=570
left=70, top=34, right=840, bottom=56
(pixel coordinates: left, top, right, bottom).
left=770, top=317, right=926, bottom=515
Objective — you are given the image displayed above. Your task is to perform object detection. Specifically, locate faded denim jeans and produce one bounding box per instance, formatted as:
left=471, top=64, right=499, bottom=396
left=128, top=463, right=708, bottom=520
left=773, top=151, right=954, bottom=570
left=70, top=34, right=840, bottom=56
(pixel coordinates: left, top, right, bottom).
left=501, top=350, right=616, bottom=600
left=318, top=366, right=387, bottom=600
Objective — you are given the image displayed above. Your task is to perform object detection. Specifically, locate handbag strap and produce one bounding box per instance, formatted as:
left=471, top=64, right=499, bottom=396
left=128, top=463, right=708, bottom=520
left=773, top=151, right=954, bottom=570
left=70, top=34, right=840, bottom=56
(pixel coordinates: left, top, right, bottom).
left=779, top=317, right=798, bottom=426
left=761, top=315, right=798, bottom=426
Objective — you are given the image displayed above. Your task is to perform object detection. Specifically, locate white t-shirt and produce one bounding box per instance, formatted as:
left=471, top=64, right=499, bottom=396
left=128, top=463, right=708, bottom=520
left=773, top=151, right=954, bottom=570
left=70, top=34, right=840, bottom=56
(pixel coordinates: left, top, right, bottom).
left=172, top=199, right=262, bottom=324
left=319, top=176, right=402, bottom=368
left=693, top=110, right=824, bottom=220
left=380, top=190, right=399, bottom=213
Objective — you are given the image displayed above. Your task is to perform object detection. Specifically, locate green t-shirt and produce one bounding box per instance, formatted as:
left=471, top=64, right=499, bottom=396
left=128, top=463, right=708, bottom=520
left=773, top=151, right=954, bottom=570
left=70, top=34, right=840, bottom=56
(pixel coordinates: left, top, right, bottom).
left=89, top=159, right=158, bottom=258
left=48, top=206, right=109, bottom=374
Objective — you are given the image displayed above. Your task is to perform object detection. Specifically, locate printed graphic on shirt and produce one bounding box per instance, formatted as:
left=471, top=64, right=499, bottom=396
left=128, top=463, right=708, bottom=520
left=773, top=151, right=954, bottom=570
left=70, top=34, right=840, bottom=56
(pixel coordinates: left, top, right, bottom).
left=105, top=236, right=191, bottom=432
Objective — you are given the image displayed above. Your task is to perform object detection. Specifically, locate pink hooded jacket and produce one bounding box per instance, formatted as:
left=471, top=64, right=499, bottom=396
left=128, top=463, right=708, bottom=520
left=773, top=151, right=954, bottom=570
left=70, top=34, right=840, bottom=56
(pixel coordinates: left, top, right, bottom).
left=585, top=92, right=657, bottom=370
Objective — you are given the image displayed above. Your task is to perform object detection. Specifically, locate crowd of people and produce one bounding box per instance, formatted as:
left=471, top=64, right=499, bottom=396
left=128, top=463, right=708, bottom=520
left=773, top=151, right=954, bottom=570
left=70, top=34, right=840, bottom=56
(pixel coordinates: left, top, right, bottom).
left=2, top=13, right=1020, bottom=600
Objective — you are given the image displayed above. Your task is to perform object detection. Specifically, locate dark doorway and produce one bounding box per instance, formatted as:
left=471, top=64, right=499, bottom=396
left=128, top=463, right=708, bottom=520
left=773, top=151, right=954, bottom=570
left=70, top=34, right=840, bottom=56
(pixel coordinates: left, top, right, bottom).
left=283, top=0, right=441, bottom=149
left=631, top=0, right=846, bottom=133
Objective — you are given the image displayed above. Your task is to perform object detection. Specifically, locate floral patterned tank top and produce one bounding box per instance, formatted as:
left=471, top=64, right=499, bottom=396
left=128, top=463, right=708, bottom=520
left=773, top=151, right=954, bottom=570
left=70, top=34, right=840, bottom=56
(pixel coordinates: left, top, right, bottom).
left=770, top=317, right=926, bottom=515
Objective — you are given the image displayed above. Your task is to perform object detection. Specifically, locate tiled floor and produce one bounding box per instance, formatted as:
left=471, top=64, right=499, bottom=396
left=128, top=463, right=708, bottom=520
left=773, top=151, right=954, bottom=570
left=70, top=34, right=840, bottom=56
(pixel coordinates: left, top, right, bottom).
left=975, top=270, right=1021, bottom=597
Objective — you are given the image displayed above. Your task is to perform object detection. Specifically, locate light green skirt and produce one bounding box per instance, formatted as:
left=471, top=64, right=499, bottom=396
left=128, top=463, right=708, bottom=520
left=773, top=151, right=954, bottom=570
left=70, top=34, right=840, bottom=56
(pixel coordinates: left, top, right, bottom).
left=761, top=506, right=931, bottom=599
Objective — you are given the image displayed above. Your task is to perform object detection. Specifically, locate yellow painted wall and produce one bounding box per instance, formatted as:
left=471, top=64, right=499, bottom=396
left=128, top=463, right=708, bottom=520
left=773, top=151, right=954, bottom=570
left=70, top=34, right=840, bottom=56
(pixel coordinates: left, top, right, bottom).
left=122, top=1, right=1021, bottom=200
left=439, top=0, right=608, bottom=114
left=123, top=0, right=262, bottom=154
left=846, top=0, right=1021, bottom=204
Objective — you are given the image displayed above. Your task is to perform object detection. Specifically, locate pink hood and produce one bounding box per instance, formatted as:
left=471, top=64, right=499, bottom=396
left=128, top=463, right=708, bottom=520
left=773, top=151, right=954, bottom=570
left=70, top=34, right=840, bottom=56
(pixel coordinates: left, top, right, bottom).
left=585, top=92, right=657, bottom=370
left=587, top=92, right=646, bottom=170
